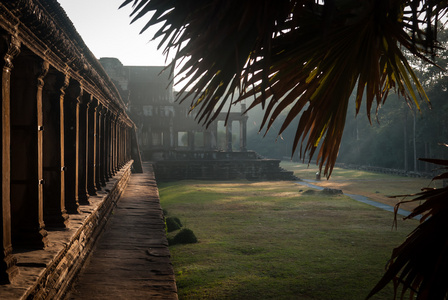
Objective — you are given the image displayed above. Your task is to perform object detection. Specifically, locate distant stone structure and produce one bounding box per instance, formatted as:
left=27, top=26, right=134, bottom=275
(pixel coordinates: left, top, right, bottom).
left=100, top=58, right=297, bottom=181
left=100, top=57, right=248, bottom=160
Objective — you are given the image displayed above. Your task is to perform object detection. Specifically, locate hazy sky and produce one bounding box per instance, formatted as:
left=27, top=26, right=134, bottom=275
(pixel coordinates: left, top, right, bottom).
left=58, top=0, right=168, bottom=66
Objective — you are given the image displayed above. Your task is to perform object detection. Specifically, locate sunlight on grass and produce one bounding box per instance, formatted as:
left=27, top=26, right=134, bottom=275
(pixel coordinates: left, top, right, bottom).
left=281, top=161, right=440, bottom=212
left=159, top=179, right=419, bottom=299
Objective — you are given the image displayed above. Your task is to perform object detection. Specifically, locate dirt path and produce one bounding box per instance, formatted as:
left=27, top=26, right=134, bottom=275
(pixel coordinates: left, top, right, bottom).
left=301, top=177, right=431, bottom=214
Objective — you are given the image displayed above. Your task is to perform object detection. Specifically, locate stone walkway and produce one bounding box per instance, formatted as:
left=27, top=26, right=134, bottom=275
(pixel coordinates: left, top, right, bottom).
left=65, top=163, right=178, bottom=299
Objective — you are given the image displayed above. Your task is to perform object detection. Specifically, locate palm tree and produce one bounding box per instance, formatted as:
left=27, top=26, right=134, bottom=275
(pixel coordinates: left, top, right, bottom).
left=120, top=1, right=448, bottom=298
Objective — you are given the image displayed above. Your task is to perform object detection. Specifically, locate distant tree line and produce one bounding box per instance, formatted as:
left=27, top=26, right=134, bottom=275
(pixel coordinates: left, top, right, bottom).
left=248, top=28, right=448, bottom=173
left=248, top=84, right=448, bottom=173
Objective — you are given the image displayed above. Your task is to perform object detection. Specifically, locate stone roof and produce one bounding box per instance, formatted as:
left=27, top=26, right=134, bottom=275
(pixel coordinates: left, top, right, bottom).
left=0, top=0, right=130, bottom=122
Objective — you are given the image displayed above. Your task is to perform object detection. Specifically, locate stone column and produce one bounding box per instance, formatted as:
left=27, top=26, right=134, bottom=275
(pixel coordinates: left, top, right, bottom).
left=43, top=71, right=69, bottom=228
left=204, top=130, right=212, bottom=150
left=124, top=127, right=128, bottom=162
left=120, top=122, right=125, bottom=167
left=121, top=123, right=126, bottom=165
left=126, top=127, right=130, bottom=161
left=95, top=105, right=103, bottom=190
left=104, top=111, right=111, bottom=181
left=173, top=130, right=179, bottom=148
left=169, top=121, right=174, bottom=150
left=163, top=127, right=171, bottom=149
left=119, top=121, right=125, bottom=165
left=111, top=115, right=117, bottom=175
left=188, top=131, right=195, bottom=151
left=117, top=121, right=122, bottom=167
left=125, top=126, right=129, bottom=162
left=107, top=112, right=114, bottom=178
left=10, top=50, right=48, bottom=249
left=0, top=34, right=19, bottom=284
left=240, top=118, right=247, bottom=152
left=64, top=81, right=81, bottom=214
left=100, top=107, right=107, bottom=186
left=240, top=103, right=248, bottom=152
left=211, top=122, right=218, bottom=150
left=115, top=117, right=120, bottom=170
left=87, top=99, right=97, bottom=195
left=226, top=120, right=233, bottom=152
left=147, top=125, right=152, bottom=150
left=77, top=92, right=90, bottom=205
left=124, top=125, right=128, bottom=163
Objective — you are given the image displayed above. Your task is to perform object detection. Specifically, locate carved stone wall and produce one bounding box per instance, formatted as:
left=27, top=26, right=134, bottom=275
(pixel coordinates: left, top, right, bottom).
left=0, top=161, right=133, bottom=299
left=0, top=0, right=142, bottom=290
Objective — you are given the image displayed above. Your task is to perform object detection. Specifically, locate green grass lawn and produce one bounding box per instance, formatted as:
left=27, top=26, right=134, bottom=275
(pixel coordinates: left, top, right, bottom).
left=158, top=178, right=420, bottom=299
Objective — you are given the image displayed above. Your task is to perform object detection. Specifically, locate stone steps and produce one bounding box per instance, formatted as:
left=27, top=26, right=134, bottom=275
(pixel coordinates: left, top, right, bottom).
left=153, top=156, right=298, bottom=182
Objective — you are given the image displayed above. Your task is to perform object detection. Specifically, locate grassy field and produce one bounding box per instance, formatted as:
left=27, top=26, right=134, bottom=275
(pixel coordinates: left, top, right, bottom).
left=158, top=165, right=428, bottom=299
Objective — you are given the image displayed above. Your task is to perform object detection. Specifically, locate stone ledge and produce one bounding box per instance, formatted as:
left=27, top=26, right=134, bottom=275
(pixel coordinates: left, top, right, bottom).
left=0, top=161, right=133, bottom=300
left=153, top=159, right=298, bottom=181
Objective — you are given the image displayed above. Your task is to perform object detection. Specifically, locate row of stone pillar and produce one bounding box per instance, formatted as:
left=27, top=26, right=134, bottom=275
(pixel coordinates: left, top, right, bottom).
left=0, top=34, right=134, bottom=283
left=174, top=121, right=246, bottom=152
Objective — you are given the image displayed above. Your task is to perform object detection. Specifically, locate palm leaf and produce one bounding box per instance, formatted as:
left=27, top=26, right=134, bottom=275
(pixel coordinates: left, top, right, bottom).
left=367, top=154, right=448, bottom=299
left=119, top=3, right=448, bottom=298
left=120, top=0, right=447, bottom=177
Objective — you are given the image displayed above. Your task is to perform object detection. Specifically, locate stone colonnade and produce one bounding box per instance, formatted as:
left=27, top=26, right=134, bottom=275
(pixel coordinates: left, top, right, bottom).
left=171, top=117, right=247, bottom=152
left=165, top=110, right=248, bottom=153
left=0, top=1, right=138, bottom=284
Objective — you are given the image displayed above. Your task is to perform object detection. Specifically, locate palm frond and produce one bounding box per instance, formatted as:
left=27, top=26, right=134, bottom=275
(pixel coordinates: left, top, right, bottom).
left=121, top=0, right=447, bottom=177
left=367, top=157, right=448, bottom=299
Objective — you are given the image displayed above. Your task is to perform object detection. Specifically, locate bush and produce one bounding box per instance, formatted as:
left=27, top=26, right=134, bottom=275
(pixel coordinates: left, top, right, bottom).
left=169, top=228, right=198, bottom=245
left=321, top=188, right=343, bottom=195
left=166, top=216, right=183, bottom=232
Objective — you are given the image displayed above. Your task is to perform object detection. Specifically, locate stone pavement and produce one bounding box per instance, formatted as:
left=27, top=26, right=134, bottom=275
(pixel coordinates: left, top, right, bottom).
left=65, top=163, right=178, bottom=299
